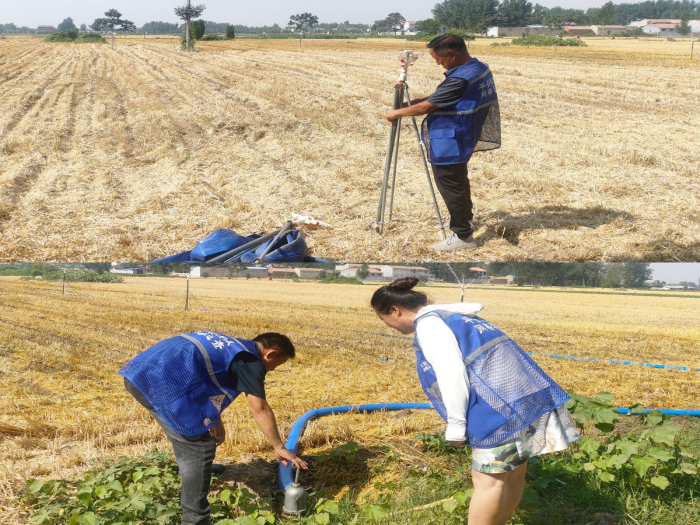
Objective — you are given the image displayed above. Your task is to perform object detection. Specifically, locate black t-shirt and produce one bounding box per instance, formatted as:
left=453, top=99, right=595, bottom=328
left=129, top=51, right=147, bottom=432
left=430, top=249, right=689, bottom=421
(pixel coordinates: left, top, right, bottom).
left=427, top=66, right=470, bottom=108
left=228, top=352, right=267, bottom=399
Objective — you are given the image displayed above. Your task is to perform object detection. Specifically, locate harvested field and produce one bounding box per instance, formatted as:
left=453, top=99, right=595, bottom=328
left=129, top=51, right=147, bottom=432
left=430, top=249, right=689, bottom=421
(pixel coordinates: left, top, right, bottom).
left=1, top=276, right=699, bottom=522
left=0, top=37, right=698, bottom=262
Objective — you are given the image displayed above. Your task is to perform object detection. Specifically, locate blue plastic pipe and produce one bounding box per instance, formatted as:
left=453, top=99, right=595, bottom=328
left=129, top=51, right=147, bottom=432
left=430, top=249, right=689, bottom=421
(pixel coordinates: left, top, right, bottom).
left=278, top=403, right=700, bottom=490
left=278, top=403, right=432, bottom=489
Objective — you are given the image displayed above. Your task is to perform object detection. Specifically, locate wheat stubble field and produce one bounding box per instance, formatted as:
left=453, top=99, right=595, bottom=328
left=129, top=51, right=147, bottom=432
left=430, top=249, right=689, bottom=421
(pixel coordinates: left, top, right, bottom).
left=1, top=276, right=699, bottom=522
left=0, top=37, right=698, bottom=262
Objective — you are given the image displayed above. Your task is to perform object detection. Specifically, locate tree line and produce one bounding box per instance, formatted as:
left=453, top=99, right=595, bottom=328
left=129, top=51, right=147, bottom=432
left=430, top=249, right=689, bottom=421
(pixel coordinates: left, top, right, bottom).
left=423, top=0, right=700, bottom=33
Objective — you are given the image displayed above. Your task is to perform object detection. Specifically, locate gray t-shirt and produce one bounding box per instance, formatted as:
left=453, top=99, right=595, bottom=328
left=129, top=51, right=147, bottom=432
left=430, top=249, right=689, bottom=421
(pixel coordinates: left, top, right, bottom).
left=228, top=352, right=267, bottom=399
left=427, top=66, right=470, bottom=108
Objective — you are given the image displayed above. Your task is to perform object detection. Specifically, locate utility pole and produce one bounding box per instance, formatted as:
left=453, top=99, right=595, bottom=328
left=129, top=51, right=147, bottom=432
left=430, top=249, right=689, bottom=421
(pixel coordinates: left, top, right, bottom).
left=185, top=274, right=190, bottom=311
left=186, top=0, right=191, bottom=50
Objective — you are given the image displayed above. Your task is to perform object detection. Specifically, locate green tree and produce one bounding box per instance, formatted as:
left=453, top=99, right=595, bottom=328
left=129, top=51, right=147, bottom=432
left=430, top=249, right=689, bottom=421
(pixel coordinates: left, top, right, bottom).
left=595, top=1, right=616, bottom=38
left=226, top=24, right=235, bottom=39
left=601, top=265, right=625, bottom=288
left=621, top=263, right=652, bottom=288
left=175, top=1, right=206, bottom=51
left=288, top=13, right=319, bottom=37
left=91, top=10, right=136, bottom=32
left=417, top=18, right=441, bottom=34
left=57, top=18, right=76, bottom=32
left=497, top=0, right=532, bottom=27
left=356, top=263, right=370, bottom=280
left=191, top=19, right=205, bottom=39
left=433, top=0, right=500, bottom=33
left=384, top=12, right=406, bottom=32
left=676, top=12, right=692, bottom=36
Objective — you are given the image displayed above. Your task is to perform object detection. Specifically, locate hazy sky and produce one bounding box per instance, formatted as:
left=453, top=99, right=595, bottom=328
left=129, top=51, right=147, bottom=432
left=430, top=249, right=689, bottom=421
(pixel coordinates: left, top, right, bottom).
left=3, top=1, right=637, bottom=27
left=649, top=264, right=700, bottom=284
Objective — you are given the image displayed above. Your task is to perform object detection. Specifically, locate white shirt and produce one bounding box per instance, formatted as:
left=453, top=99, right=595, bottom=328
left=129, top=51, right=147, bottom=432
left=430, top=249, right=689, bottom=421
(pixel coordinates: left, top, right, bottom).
left=414, top=303, right=483, bottom=442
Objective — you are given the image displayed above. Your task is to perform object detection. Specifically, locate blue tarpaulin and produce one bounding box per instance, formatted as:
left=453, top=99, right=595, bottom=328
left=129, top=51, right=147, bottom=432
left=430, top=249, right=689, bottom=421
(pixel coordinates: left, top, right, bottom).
left=152, top=228, right=325, bottom=264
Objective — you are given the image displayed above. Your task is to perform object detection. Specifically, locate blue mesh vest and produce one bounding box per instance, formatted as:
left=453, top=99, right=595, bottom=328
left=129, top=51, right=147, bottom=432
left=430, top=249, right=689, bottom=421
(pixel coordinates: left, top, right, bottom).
left=421, top=58, right=501, bottom=165
left=119, top=331, right=261, bottom=436
left=414, top=311, right=569, bottom=448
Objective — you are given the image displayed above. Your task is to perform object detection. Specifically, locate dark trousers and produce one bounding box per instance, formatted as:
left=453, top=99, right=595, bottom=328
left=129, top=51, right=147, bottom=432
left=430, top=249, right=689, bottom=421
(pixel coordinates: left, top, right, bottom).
left=125, top=378, right=216, bottom=525
left=431, top=162, right=474, bottom=240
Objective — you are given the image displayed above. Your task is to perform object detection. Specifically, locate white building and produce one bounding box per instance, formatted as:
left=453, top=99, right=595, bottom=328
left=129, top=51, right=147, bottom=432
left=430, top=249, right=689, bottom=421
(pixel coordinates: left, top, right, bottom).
left=381, top=265, right=432, bottom=281
left=629, top=19, right=681, bottom=27
left=590, top=25, right=629, bottom=36
left=642, top=23, right=683, bottom=38
left=487, top=25, right=560, bottom=38
left=110, top=267, right=144, bottom=275
left=335, top=264, right=384, bottom=281
left=189, top=266, right=267, bottom=278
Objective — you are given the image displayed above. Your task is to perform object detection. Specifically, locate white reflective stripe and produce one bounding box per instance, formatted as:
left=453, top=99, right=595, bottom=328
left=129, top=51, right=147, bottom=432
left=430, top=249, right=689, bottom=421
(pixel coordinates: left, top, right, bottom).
left=463, top=335, right=510, bottom=366
left=182, top=334, right=236, bottom=402
left=469, top=68, right=491, bottom=84
left=432, top=99, right=498, bottom=116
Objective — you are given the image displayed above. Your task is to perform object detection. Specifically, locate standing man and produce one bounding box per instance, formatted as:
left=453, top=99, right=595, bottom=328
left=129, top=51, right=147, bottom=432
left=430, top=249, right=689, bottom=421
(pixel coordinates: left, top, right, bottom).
left=386, top=35, right=501, bottom=252
left=119, top=331, right=307, bottom=525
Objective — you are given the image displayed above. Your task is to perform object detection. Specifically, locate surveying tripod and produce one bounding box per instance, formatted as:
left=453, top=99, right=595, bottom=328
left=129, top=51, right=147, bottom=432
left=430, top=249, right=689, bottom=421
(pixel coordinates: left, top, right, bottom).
left=369, top=51, right=447, bottom=239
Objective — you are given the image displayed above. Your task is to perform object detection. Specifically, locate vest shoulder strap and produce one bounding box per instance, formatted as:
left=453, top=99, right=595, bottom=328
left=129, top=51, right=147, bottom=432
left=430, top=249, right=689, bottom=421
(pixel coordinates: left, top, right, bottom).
left=181, top=334, right=237, bottom=403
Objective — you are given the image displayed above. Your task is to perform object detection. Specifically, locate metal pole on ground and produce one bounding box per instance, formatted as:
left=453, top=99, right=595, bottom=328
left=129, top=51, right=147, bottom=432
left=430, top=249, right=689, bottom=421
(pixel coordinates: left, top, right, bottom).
left=185, top=275, right=190, bottom=311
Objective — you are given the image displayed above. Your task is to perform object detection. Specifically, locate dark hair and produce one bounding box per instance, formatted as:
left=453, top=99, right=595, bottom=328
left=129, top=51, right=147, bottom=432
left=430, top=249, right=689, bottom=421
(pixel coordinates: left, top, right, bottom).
left=370, top=278, right=428, bottom=315
left=427, top=34, right=467, bottom=55
left=253, top=332, right=296, bottom=358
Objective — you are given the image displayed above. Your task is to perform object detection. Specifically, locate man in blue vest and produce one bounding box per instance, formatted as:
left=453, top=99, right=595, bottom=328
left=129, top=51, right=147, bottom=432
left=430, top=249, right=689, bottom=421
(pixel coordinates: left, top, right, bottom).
left=386, top=35, right=501, bottom=252
left=119, top=331, right=308, bottom=525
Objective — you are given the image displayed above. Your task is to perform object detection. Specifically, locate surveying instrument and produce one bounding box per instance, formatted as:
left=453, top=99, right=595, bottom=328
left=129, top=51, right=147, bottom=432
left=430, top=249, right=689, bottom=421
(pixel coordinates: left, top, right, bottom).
left=369, top=51, right=446, bottom=239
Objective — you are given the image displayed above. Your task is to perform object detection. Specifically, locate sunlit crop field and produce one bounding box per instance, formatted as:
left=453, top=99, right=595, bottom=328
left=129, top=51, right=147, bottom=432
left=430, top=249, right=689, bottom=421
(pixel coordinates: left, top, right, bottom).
left=1, top=276, right=699, bottom=522
left=0, top=36, right=698, bottom=262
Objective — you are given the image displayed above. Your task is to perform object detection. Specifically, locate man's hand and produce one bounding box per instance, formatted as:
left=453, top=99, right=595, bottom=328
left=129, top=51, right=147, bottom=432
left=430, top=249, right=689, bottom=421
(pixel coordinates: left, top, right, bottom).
left=274, top=446, right=309, bottom=470
left=209, top=420, right=226, bottom=446
left=448, top=440, right=466, bottom=448
left=386, top=109, right=401, bottom=122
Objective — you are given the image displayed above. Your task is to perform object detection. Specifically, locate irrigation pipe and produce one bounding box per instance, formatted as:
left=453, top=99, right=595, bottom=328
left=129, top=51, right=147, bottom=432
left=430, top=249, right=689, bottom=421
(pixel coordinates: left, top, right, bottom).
left=278, top=403, right=432, bottom=489
left=278, top=403, right=700, bottom=490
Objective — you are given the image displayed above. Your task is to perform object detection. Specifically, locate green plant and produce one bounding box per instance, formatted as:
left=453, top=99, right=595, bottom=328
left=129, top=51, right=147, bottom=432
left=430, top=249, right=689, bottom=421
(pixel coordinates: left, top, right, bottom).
left=561, top=391, right=700, bottom=494
left=317, top=442, right=359, bottom=464
left=201, top=34, right=224, bottom=41
left=511, top=34, right=588, bottom=47
left=226, top=25, right=236, bottom=40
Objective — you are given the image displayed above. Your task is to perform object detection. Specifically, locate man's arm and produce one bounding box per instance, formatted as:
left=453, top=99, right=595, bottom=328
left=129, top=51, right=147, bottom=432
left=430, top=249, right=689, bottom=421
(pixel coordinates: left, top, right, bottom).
left=246, top=393, right=308, bottom=469
left=386, top=100, right=440, bottom=122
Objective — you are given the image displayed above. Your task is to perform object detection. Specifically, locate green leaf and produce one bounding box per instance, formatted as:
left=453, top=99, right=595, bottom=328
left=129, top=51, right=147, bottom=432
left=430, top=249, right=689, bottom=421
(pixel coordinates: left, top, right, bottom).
left=315, top=512, right=330, bottom=525
left=647, top=447, right=675, bottom=463
left=28, top=480, right=44, bottom=494
left=455, top=465, right=467, bottom=474
left=443, top=501, right=458, bottom=513
left=595, top=423, right=614, bottom=433
left=342, top=442, right=359, bottom=452
left=129, top=492, right=149, bottom=512
left=680, top=462, right=698, bottom=475
left=143, top=466, right=160, bottom=476
left=521, top=488, right=540, bottom=506
left=583, top=462, right=596, bottom=471
left=579, top=438, right=601, bottom=456
left=77, top=512, right=96, bottom=525
left=220, top=489, right=232, bottom=502
left=235, top=517, right=259, bottom=525
left=344, top=454, right=355, bottom=462
left=628, top=474, right=638, bottom=488
left=362, top=504, right=388, bottom=521
left=627, top=403, right=645, bottom=414
left=598, top=471, right=615, bottom=483
left=596, top=392, right=615, bottom=404
left=644, top=411, right=664, bottom=427
left=593, top=408, right=618, bottom=425
left=650, top=476, right=670, bottom=490
left=322, top=501, right=340, bottom=515
left=452, top=491, right=471, bottom=505
left=645, top=422, right=681, bottom=446
left=348, top=515, right=358, bottom=525
left=631, top=455, right=656, bottom=477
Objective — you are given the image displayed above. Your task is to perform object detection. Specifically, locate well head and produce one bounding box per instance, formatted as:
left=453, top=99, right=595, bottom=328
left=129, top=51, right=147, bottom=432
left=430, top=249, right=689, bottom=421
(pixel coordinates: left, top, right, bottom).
left=282, top=483, right=307, bottom=516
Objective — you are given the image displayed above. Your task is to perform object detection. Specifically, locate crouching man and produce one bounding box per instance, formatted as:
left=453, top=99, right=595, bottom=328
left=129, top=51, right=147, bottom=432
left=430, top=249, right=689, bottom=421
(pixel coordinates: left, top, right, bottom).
left=119, top=331, right=308, bottom=525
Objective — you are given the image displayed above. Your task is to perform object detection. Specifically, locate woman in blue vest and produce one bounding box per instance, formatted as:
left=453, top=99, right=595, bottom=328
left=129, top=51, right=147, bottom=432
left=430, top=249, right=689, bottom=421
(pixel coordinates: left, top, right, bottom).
left=386, top=35, right=501, bottom=252
left=119, top=331, right=307, bottom=525
left=371, top=279, right=579, bottom=525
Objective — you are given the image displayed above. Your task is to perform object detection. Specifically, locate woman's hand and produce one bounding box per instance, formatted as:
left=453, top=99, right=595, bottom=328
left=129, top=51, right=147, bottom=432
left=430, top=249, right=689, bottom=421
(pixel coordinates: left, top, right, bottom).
left=209, top=420, right=226, bottom=446
left=274, top=446, right=309, bottom=470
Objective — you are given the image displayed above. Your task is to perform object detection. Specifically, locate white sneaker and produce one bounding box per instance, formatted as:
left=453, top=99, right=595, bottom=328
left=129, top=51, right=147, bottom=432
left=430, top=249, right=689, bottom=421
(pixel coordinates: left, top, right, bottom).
left=432, top=232, right=478, bottom=252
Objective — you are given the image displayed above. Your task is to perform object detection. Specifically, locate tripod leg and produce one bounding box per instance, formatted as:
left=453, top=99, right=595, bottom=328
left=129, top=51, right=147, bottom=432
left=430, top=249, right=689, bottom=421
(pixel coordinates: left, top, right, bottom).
left=388, top=117, right=402, bottom=221
left=376, top=120, right=399, bottom=233
left=403, top=85, right=447, bottom=239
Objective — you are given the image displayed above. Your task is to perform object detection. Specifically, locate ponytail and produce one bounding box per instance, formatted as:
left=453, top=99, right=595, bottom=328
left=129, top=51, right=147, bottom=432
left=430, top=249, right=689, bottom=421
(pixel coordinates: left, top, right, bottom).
left=370, top=278, right=428, bottom=315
